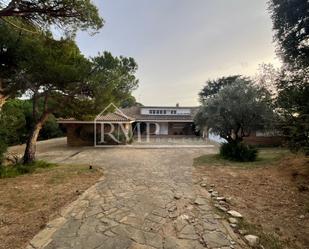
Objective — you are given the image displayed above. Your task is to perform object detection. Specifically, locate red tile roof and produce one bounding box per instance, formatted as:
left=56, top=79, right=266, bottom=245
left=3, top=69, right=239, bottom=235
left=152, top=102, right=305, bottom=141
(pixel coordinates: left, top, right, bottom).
left=95, top=111, right=134, bottom=122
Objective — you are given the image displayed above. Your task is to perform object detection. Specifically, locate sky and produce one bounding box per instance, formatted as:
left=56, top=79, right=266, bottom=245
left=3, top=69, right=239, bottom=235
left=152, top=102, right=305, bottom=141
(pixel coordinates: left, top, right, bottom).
left=76, top=0, right=281, bottom=106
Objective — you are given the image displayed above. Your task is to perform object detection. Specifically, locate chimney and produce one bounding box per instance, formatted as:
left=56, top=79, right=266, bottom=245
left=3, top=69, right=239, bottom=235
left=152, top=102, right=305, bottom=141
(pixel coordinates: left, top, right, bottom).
left=176, top=103, right=179, bottom=107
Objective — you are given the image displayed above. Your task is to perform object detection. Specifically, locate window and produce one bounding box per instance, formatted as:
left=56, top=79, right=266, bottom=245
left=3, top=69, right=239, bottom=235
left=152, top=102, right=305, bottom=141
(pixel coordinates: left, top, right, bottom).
left=149, top=109, right=171, bottom=115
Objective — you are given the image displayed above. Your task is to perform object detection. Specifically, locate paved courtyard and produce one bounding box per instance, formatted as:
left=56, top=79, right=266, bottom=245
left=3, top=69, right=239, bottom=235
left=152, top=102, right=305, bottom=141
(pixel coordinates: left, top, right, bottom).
left=20, top=138, right=247, bottom=249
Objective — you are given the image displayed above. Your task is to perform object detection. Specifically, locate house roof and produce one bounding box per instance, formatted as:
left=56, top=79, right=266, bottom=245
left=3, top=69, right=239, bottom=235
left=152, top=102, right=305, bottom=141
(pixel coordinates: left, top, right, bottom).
left=141, top=106, right=199, bottom=109
left=58, top=106, right=199, bottom=124
left=58, top=112, right=134, bottom=123
left=95, top=110, right=134, bottom=122
left=120, top=106, right=198, bottom=121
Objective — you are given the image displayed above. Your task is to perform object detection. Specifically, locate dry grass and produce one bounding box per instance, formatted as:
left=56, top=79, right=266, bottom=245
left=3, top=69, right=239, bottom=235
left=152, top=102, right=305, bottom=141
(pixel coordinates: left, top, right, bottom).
left=0, top=163, right=102, bottom=249
left=195, top=148, right=309, bottom=249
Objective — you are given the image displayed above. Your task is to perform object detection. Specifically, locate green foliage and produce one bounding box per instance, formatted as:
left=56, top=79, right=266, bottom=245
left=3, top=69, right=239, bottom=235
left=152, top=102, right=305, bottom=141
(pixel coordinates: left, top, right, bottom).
left=1, top=16, right=138, bottom=163
left=268, top=0, right=309, bottom=69
left=194, top=148, right=290, bottom=168
left=0, top=160, right=55, bottom=178
left=0, top=99, right=63, bottom=146
left=199, top=75, right=242, bottom=103
left=63, top=51, right=139, bottom=120
left=39, top=115, right=63, bottom=140
left=90, top=52, right=139, bottom=111
left=238, top=219, right=283, bottom=249
left=0, top=1, right=104, bottom=34
left=120, top=95, right=138, bottom=108
left=0, top=99, right=29, bottom=145
left=220, top=142, right=258, bottom=162
left=195, top=78, right=274, bottom=143
left=0, top=140, right=7, bottom=165
left=254, top=63, right=279, bottom=97
left=275, top=68, right=309, bottom=154
left=0, top=20, right=37, bottom=101
left=268, top=0, right=309, bottom=154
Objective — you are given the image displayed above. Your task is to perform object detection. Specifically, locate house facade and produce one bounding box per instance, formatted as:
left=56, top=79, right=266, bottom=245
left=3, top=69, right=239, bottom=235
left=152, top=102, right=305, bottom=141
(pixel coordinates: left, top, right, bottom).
left=58, top=105, right=199, bottom=146
left=121, top=105, right=198, bottom=136
left=58, top=104, right=283, bottom=146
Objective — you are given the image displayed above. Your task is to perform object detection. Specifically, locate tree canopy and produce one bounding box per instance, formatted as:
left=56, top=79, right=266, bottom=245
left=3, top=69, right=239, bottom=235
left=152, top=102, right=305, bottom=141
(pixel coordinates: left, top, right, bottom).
left=275, top=68, right=309, bottom=152
left=195, top=78, right=274, bottom=143
left=268, top=0, right=309, bottom=69
left=0, top=0, right=103, bottom=33
left=199, top=75, right=242, bottom=103
left=0, top=0, right=141, bottom=165
left=90, top=52, right=139, bottom=112
left=0, top=19, right=37, bottom=108
left=60, top=51, right=139, bottom=120
left=0, top=16, right=139, bottom=164
left=269, top=0, right=309, bottom=153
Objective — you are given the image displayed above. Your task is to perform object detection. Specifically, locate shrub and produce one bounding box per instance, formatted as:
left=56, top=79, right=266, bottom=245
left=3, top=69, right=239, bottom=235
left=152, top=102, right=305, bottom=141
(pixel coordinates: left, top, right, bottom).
left=0, top=160, right=55, bottom=178
left=0, top=140, right=7, bottom=165
left=220, top=142, right=258, bottom=162
left=39, top=115, right=64, bottom=140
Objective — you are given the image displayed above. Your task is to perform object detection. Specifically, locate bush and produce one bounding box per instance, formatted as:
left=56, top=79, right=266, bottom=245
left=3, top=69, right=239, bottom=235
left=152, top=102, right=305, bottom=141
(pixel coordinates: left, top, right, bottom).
left=0, top=140, right=7, bottom=165
left=0, top=160, right=55, bottom=178
left=39, top=115, right=64, bottom=140
left=0, top=99, right=64, bottom=146
left=220, top=142, right=258, bottom=162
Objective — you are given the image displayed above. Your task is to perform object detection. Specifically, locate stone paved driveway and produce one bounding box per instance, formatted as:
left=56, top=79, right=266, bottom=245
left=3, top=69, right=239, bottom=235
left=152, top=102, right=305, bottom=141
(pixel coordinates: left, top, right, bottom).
left=25, top=139, right=247, bottom=249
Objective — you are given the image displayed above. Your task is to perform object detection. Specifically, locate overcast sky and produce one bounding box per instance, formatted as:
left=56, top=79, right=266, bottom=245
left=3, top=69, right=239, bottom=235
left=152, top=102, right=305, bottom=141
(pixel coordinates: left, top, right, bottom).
left=76, top=0, right=280, bottom=106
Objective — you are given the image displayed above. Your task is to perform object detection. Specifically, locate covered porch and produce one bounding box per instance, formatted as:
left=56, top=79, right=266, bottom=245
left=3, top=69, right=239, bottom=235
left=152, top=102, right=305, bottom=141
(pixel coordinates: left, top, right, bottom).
left=132, top=121, right=198, bottom=136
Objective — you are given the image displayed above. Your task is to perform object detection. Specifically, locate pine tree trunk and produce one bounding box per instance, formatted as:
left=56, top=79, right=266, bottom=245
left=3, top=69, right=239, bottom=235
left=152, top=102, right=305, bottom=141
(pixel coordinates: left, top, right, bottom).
left=23, top=112, right=49, bottom=164
left=0, top=96, right=7, bottom=111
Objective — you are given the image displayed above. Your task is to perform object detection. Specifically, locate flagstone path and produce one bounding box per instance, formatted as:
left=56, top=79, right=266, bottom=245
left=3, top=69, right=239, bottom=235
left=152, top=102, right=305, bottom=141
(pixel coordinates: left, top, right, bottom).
left=25, top=140, right=247, bottom=249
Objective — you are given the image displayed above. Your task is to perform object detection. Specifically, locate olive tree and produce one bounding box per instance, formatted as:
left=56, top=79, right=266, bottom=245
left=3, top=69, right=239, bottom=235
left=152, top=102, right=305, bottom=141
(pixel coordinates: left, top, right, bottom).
left=195, top=78, right=274, bottom=144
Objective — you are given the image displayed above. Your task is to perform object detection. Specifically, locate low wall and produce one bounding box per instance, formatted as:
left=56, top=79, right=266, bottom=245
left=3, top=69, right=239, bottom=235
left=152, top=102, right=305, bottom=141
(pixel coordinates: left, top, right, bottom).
left=64, top=123, right=132, bottom=146
left=243, top=136, right=284, bottom=146
left=66, top=124, right=94, bottom=146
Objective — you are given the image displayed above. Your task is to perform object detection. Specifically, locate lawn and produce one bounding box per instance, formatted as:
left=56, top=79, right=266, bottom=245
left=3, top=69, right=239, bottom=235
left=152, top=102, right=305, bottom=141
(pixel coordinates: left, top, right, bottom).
left=194, top=148, right=309, bottom=249
left=194, top=147, right=290, bottom=168
left=0, top=163, right=103, bottom=249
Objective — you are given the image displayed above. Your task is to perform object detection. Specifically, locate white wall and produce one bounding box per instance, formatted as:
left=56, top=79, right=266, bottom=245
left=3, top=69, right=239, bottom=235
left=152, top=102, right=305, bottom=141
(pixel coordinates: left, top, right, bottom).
left=158, top=122, right=168, bottom=135
left=141, top=108, right=191, bottom=115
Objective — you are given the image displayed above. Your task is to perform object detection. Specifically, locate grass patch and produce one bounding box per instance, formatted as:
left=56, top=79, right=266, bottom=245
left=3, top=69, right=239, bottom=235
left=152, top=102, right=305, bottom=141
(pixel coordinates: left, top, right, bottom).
left=213, top=206, right=284, bottom=249
left=213, top=205, right=284, bottom=249
left=238, top=219, right=284, bottom=249
left=194, top=148, right=290, bottom=168
left=45, top=164, right=97, bottom=184
left=0, top=163, right=102, bottom=249
left=0, top=160, right=56, bottom=178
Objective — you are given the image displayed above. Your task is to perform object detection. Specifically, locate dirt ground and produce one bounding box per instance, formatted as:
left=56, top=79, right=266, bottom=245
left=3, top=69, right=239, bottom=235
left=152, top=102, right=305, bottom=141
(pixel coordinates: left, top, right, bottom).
left=195, top=151, right=309, bottom=249
left=0, top=164, right=102, bottom=249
